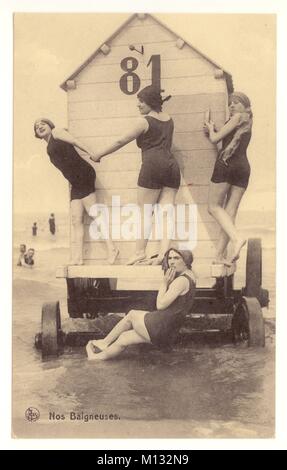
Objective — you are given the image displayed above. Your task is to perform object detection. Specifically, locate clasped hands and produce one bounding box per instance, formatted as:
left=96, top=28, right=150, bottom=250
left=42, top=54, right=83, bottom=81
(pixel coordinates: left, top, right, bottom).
left=89, top=151, right=103, bottom=163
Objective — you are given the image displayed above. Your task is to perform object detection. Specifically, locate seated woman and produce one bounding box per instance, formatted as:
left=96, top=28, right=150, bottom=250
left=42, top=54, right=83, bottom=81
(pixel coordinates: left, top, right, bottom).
left=86, top=248, right=196, bottom=361
left=34, top=118, right=118, bottom=265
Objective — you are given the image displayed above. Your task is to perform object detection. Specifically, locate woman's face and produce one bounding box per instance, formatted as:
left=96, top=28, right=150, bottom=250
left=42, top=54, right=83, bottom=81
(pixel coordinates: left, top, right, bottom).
left=228, top=97, right=246, bottom=116
left=167, top=250, right=187, bottom=273
left=137, top=99, right=152, bottom=115
left=35, top=120, right=52, bottom=139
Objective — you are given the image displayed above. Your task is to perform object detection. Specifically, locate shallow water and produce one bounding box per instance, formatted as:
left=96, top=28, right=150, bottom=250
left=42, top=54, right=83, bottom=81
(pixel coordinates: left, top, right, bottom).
left=12, top=221, right=275, bottom=438
left=12, top=267, right=275, bottom=438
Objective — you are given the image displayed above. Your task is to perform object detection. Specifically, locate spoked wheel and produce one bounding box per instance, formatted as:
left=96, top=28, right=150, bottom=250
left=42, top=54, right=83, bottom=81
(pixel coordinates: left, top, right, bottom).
left=41, top=301, right=62, bottom=358
left=232, top=296, right=265, bottom=347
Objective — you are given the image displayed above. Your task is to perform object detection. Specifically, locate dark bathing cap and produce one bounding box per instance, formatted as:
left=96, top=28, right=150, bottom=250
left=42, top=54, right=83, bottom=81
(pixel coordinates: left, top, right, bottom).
left=137, top=86, right=171, bottom=110
left=230, top=92, right=251, bottom=109
left=162, top=248, right=194, bottom=273
left=34, top=118, right=55, bottom=138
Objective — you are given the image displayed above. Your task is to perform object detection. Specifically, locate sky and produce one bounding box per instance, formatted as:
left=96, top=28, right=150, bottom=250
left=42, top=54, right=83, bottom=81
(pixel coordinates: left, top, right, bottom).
left=13, top=12, right=276, bottom=214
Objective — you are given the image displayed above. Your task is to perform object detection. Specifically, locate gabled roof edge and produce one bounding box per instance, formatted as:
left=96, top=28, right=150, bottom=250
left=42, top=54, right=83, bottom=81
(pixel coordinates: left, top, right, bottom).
left=60, top=13, right=233, bottom=93
left=60, top=13, right=138, bottom=91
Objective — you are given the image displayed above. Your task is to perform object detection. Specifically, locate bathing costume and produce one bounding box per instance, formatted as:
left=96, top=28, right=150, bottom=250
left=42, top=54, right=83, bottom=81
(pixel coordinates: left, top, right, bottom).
left=144, top=273, right=196, bottom=348
left=47, top=135, right=95, bottom=200
left=136, top=116, right=180, bottom=190
left=211, top=124, right=251, bottom=189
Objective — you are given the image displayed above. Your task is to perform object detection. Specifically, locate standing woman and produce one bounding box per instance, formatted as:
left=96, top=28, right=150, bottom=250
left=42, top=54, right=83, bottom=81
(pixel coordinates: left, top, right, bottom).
left=90, top=86, right=181, bottom=265
left=204, top=92, right=253, bottom=265
left=34, top=118, right=119, bottom=265
left=86, top=248, right=196, bottom=361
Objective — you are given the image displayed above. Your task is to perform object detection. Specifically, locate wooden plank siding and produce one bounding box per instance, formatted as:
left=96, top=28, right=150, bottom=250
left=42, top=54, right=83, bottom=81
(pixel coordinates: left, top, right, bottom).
left=68, top=76, right=226, bottom=102
left=83, top=188, right=210, bottom=206
left=88, top=150, right=217, bottom=172
left=66, top=17, right=228, bottom=272
left=69, top=112, right=225, bottom=136
left=76, top=58, right=215, bottom=85
left=68, top=93, right=226, bottom=120
left=75, top=240, right=218, bottom=261
left=74, top=223, right=219, bottom=243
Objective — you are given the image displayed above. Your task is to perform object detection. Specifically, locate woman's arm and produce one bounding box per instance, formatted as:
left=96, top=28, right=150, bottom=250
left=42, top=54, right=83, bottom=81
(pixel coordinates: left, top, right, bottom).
left=156, top=275, right=188, bottom=310
left=204, top=113, right=241, bottom=144
left=52, top=128, right=94, bottom=155
left=90, top=118, right=148, bottom=162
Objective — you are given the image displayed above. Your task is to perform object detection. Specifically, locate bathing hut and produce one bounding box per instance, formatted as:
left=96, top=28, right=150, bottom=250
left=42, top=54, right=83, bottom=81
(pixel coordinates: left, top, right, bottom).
left=39, top=14, right=268, bottom=357
left=59, top=13, right=234, bottom=281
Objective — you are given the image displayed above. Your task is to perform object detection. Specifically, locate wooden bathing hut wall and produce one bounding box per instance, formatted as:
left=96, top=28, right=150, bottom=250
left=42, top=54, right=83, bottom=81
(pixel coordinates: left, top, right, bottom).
left=60, top=13, right=233, bottom=282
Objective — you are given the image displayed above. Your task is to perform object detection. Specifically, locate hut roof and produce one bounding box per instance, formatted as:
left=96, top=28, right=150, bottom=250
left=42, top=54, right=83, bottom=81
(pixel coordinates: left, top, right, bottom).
left=60, top=13, right=233, bottom=93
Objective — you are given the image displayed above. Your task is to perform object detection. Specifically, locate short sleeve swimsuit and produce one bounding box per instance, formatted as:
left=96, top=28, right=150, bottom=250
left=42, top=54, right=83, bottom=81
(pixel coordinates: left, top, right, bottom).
left=211, top=124, right=251, bottom=189
left=136, top=116, right=181, bottom=190
left=144, top=273, right=196, bottom=348
left=47, top=135, right=96, bottom=200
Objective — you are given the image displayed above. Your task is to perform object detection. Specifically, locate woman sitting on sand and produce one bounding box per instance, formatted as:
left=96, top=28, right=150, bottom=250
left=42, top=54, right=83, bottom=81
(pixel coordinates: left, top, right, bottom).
left=34, top=119, right=119, bottom=265
left=90, top=86, right=181, bottom=266
left=86, top=248, right=196, bottom=361
left=204, top=92, right=253, bottom=266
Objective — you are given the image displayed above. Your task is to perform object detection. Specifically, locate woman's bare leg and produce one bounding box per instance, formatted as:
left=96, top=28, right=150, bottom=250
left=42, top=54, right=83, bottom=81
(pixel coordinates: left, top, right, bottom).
left=215, top=185, right=246, bottom=262
left=87, top=330, right=150, bottom=361
left=86, top=310, right=151, bottom=360
left=127, top=187, right=161, bottom=265
left=82, top=192, right=119, bottom=264
left=208, top=182, right=246, bottom=263
left=70, top=199, right=85, bottom=265
left=152, top=187, right=178, bottom=265
left=90, top=310, right=149, bottom=350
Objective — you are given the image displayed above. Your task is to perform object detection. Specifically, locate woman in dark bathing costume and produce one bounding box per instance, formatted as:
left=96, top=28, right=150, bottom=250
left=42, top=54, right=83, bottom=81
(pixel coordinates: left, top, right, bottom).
left=204, top=92, right=253, bottom=266
left=90, top=86, right=180, bottom=266
left=34, top=119, right=119, bottom=265
left=86, top=249, right=196, bottom=361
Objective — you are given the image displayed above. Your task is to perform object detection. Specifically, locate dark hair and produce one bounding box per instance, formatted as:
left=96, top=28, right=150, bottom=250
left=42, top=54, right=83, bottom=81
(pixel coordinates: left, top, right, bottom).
left=34, top=118, right=55, bottom=139
left=162, top=248, right=193, bottom=273
left=137, top=86, right=171, bottom=112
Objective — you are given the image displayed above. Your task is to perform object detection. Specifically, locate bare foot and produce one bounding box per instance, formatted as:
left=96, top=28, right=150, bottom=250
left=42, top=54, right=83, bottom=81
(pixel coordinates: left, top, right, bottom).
left=135, top=257, right=153, bottom=265
left=86, top=341, right=106, bottom=361
left=107, top=248, right=119, bottom=265
left=212, top=258, right=232, bottom=267
left=151, top=256, right=163, bottom=266
left=90, top=339, right=108, bottom=351
left=230, top=239, right=247, bottom=263
left=126, top=252, right=146, bottom=265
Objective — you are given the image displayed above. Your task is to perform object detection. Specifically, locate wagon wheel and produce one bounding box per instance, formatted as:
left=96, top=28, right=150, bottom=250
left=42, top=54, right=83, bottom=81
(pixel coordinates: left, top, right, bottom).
left=245, top=238, right=262, bottom=298
left=41, top=301, right=62, bottom=358
left=232, top=297, right=265, bottom=347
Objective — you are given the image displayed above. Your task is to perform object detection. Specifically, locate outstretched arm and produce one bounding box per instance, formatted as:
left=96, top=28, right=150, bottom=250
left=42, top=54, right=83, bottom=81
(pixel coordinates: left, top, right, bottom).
left=90, top=118, right=148, bottom=162
left=52, top=128, right=94, bottom=155
left=204, top=113, right=241, bottom=144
